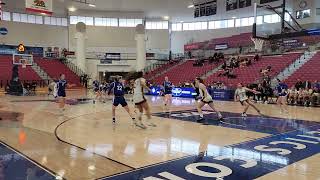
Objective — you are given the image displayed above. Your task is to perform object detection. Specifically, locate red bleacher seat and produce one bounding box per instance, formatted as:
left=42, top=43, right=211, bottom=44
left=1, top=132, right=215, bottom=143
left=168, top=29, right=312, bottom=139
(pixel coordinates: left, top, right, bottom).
left=144, top=61, right=179, bottom=80
left=152, top=60, right=222, bottom=85
left=0, top=55, right=41, bottom=82
left=34, top=58, right=81, bottom=86
left=285, top=52, right=320, bottom=87
left=206, top=53, right=302, bottom=87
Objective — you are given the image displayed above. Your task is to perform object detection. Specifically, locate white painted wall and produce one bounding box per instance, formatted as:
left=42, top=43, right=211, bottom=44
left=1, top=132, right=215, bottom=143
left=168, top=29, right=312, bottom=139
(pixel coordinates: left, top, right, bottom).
left=0, top=21, right=68, bottom=48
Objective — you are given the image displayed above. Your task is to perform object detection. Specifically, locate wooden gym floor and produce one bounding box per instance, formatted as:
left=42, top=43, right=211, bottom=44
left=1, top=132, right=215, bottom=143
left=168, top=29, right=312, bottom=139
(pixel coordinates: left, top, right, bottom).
left=0, top=90, right=319, bottom=180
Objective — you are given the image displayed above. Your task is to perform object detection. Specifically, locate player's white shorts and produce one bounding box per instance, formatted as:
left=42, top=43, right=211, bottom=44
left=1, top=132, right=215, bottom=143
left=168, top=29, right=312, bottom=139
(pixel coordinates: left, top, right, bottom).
left=133, top=93, right=146, bottom=105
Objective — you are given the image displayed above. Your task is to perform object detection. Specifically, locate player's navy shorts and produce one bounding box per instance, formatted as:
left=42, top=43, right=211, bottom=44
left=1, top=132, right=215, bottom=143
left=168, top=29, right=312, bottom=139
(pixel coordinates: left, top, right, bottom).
left=279, top=93, right=287, bottom=97
left=201, top=99, right=213, bottom=104
left=113, top=96, right=128, bottom=107
left=93, top=87, right=99, bottom=92
left=57, top=91, right=66, bottom=97
left=164, top=90, right=172, bottom=95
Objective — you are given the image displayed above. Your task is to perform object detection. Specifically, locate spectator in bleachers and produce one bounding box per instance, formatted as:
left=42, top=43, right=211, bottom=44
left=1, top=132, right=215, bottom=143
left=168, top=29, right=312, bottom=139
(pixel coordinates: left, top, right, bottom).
left=288, top=86, right=298, bottom=105
left=254, top=54, right=260, bottom=61
left=239, top=45, right=243, bottom=54
left=311, top=81, right=320, bottom=106
left=260, top=66, right=272, bottom=76
left=255, top=84, right=265, bottom=102
left=295, top=79, right=303, bottom=90
left=303, top=80, right=312, bottom=90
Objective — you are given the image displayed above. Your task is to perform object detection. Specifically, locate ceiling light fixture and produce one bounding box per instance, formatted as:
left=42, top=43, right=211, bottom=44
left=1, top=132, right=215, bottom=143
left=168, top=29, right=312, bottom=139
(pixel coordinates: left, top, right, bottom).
left=68, top=7, right=77, bottom=12
left=163, top=16, right=170, bottom=20
left=88, top=4, right=96, bottom=7
left=188, top=4, right=194, bottom=8
left=232, top=16, right=237, bottom=19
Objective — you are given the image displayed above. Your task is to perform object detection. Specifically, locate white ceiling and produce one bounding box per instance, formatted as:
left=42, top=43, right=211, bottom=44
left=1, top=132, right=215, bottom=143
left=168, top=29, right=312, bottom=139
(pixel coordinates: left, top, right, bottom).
left=69, top=0, right=197, bottom=21
left=2, top=0, right=293, bottom=22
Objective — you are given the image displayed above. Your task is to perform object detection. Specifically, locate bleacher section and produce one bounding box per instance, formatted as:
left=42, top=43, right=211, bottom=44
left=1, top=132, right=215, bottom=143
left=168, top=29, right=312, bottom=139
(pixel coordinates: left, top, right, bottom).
left=285, top=52, right=320, bottom=86
left=0, top=55, right=41, bottom=82
left=185, top=33, right=320, bottom=52
left=206, top=53, right=302, bottom=87
left=153, top=60, right=222, bottom=84
left=34, top=58, right=80, bottom=85
left=144, top=61, right=179, bottom=80
left=208, top=33, right=253, bottom=49
left=185, top=33, right=253, bottom=51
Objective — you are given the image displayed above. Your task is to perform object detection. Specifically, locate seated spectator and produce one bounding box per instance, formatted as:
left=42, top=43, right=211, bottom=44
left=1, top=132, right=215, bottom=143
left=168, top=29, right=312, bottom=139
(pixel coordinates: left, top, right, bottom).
left=246, top=59, right=252, bottom=66
left=254, top=54, right=260, bottom=61
left=255, top=84, right=265, bottom=102
left=221, top=83, right=227, bottom=90
left=303, top=80, right=312, bottom=90
left=288, top=86, right=298, bottom=105
left=311, top=80, right=320, bottom=106
left=240, top=59, right=247, bottom=67
left=227, top=69, right=236, bottom=79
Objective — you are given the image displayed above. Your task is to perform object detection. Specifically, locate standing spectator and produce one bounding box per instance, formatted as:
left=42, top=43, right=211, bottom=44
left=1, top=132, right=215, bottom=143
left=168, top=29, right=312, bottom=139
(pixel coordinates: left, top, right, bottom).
left=295, top=79, right=303, bottom=90
left=239, top=45, right=243, bottom=54
left=303, top=80, right=312, bottom=90
left=254, top=54, right=260, bottom=61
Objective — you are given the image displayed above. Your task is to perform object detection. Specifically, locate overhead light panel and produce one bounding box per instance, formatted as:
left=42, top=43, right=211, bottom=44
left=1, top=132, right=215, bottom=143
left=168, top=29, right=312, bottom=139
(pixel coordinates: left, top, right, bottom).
left=188, top=4, right=194, bottom=8
left=68, top=7, right=77, bottom=12
left=88, top=4, right=96, bottom=7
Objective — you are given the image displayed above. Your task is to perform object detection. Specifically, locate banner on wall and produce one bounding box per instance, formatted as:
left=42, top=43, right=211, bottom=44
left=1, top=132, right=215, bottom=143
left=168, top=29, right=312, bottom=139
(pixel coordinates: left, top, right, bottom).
left=215, top=43, right=229, bottom=50
left=0, top=45, right=43, bottom=56
left=26, top=0, right=53, bottom=15
left=105, top=53, right=121, bottom=60
left=184, top=42, right=206, bottom=51
left=0, top=27, right=8, bottom=35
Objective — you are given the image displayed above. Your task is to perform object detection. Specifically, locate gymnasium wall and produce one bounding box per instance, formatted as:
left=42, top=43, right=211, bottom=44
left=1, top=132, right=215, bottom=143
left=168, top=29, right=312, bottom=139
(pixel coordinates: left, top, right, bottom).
left=170, top=26, right=253, bottom=54
left=68, top=25, right=169, bottom=53
left=0, top=21, right=68, bottom=48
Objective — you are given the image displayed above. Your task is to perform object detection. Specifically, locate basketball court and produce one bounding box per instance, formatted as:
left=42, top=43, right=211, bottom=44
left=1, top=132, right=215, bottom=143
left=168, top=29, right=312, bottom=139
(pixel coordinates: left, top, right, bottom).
left=1, top=0, right=320, bottom=179
left=0, top=90, right=319, bottom=179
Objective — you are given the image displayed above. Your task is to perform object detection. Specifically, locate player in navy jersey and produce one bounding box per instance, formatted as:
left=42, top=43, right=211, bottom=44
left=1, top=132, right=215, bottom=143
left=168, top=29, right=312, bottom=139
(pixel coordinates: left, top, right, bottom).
left=276, top=79, right=289, bottom=112
left=108, top=76, right=136, bottom=124
left=56, top=74, right=75, bottom=113
left=101, top=81, right=109, bottom=103
left=92, top=78, right=101, bottom=104
left=163, top=76, right=173, bottom=109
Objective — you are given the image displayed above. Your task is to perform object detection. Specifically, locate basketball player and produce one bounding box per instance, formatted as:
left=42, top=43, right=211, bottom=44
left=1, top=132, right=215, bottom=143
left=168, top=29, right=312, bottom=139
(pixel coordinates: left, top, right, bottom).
left=57, top=74, right=74, bottom=113
left=130, top=71, right=156, bottom=128
left=234, top=83, right=262, bottom=117
left=92, top=78, right=101, bottom=104
left=194, top=77, right=223, bottom=124
left=191, top=81, right=201, bottom=106
left=163, top=76, right=173, bottom=109
left=108, top=76, right=137, bottom=125
left=276, top=81, right=289, bottom=111
left=48, top=79, right=56, bottom=96
left=101, top=81, right=109, bottom=103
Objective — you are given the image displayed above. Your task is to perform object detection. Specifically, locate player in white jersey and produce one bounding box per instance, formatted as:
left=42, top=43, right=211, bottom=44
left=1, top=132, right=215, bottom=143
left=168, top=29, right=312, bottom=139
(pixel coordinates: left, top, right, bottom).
left=234, top=83, right=262, bottom=117
left=129, top=72, right=156, bottom=128
left=195, top=77, right=223, bottom=124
